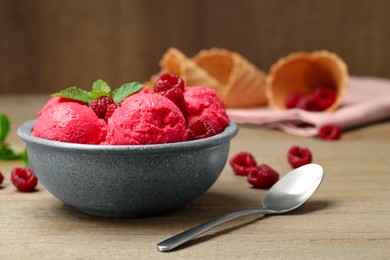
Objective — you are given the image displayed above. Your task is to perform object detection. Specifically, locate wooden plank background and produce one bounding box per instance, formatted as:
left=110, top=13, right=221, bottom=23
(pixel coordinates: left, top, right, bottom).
left=1, top=0, right=389, bottom=94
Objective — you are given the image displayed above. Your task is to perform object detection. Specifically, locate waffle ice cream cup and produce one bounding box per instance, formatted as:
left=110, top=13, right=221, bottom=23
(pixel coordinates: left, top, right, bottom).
left=265, top=51, right=348, bottom=112
left=193, top=48, right=267, bottom=108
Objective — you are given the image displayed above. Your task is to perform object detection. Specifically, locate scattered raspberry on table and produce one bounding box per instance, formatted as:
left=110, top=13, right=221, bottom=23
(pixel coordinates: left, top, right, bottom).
left=319, top=124, right=342, bottom=140
left=247, top=164, right=280, bottom=189
left=288, top=146, right=312, bottom=168
left=10, top=167, right=38, bottom=192
left=229, top=151, right=257, bottom=176
left=0, top=172, right=4, bottom=185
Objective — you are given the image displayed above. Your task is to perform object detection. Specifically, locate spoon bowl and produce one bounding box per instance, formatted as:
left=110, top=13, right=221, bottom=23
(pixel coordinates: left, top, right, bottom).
left=262, top=163, right=324, bottom=212
left=157, top=163, right=324, bottom=252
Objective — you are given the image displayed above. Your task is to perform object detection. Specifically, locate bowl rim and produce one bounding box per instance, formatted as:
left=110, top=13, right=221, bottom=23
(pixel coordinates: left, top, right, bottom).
left=17, top=120, right=238, bottom=153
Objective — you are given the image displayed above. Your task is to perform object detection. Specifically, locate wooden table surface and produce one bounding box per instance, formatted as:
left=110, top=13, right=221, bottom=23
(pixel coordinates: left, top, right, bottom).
left=0, top=94, right=389, bottom=259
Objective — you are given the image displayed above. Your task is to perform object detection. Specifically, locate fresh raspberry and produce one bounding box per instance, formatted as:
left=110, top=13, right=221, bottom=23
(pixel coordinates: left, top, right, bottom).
left=104, top=103, right=120, bottom=122
left=290, top=87, right=337, bottom=111
left=0, top=172, right=4, bottom=186
left=296, top=95, right=322, bottom=111
left=158, top=87, right=187, bottom=117
left=229, top=152, right=257, bottom=176
left=154, top=73, right=185, bottom=92
left=285, top=93, right=304, bottom=109
left=319, top=124, right=342, bottom=140
left=188, top=118, right=216, bottom=140
left=314, top=87, right=337, bottom=110
left=247, top=164, right=280, bottom=189
left=288, top=146, right=312, bottom=168
left=89, top=96, right=116, bottom=119
left=10, top=167, right=38, bottom=192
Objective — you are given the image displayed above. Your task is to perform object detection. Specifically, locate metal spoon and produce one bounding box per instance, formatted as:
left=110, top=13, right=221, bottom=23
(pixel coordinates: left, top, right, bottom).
left=157, top=163, right=324, bottom=252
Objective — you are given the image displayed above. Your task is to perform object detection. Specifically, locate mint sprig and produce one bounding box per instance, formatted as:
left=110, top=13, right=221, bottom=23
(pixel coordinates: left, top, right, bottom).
left=51, top=86, right=93, bottom=104
left=112, top=82, right=144, bottom=104
left=91, top=79, right=111, bottom=99
left=0, top=113, right=29, bottom=166
left=0, top=113, right=10, bottom=142
left=51, top=79, right=144, bottom=104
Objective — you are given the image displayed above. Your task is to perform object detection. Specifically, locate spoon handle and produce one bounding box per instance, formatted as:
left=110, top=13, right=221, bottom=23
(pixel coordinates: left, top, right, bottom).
left=156, top=208, right=274, bottom=252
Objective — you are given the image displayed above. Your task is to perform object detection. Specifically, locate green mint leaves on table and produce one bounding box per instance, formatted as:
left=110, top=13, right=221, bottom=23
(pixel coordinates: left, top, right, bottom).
left=51, top=79, right=144, bottom=104
left=0, top=113, right=10, bottom=141
left=0, top=113, right=29, bottom=166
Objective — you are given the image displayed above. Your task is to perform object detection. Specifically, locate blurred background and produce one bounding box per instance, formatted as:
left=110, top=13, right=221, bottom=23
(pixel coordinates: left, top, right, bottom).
left=1, top=0, right=389, bottom=94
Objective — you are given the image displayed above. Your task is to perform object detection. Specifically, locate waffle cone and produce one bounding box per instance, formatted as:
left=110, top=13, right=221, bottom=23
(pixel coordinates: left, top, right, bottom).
left=145, top=48, right=220, bottom=92
left=266, top=50, right=349, bottom=112
left=193, top=48, right=267, bottom=108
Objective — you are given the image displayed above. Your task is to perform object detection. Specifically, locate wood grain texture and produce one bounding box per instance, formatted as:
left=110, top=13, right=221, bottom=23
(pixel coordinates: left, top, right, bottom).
left=1, top=0, right=390, bottom=94
left=0, top=95, right=389, bottom=259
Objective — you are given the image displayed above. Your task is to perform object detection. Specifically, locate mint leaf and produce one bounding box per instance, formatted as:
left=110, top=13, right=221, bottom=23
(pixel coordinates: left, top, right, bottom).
left=51, top=86, right=92, bottom=104
left=91, top=79, right=111, bottom=99
left=0, top=113, right=10, bottom=142
left=0, top=145, right=26, bottom=161
left=112, top=82, right=144, bottom=104
left=21, top=148, right=30, bottom=167
left=0, top=145, right=19, bottom=160
left=0, top=114, right=29, bottom=164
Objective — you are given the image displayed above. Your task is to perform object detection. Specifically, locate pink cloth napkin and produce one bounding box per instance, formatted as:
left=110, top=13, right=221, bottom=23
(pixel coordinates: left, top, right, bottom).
left=227, top=76, right=390, bottom=137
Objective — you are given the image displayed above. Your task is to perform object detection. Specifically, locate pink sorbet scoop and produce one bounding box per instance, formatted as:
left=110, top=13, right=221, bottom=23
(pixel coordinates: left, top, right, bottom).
left=105, top=93, right=188, bottom=145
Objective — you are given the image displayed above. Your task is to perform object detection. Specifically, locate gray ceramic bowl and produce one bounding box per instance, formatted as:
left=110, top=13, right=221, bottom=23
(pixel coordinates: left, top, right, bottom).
left=17, top=120, right=238, bottom=217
